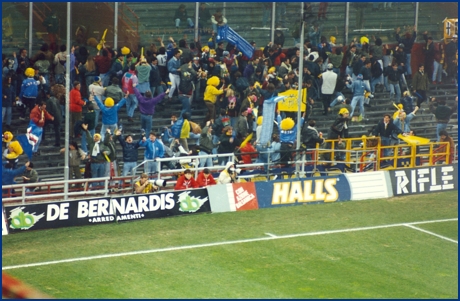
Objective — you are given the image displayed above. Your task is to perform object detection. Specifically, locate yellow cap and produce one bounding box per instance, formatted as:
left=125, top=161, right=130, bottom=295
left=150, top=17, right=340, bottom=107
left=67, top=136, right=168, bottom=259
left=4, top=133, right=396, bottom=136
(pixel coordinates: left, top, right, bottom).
left=94, top=133, right=101, bottom=139
left=268, top=67, right=276, bottom=74
left=104, top=97, right=114, bottom=107
left=3, top=131, right=13, bottom=143
left=25, top=68, right=35, bottom=77
left=360, top=36, right=369, bottom=45
left=121, top=47, right=130, bottom=55
left=330, top=36, right=336, bottom=43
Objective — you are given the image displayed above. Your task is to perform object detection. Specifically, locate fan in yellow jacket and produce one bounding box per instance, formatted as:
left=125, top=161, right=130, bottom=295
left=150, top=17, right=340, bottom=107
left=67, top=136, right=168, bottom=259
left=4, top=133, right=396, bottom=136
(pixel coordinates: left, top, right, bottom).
left=2, top=131, right=24, bottom=162
left=203, top=76, right=225, bottom=122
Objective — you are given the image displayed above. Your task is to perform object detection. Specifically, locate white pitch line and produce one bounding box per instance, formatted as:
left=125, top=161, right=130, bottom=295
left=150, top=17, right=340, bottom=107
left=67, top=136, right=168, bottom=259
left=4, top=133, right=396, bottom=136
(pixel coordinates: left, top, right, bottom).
left=2, top=218, right=457, bottom=271
left=404, top=224, right=458, bottom=244
left=265, top=233, right=277, bottom=237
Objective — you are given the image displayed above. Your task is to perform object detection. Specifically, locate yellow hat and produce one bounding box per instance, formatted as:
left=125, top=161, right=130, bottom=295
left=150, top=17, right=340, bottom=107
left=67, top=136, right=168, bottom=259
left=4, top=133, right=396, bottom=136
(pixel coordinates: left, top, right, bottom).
left=201, top=46, right=210, bottom=52
left=257, top=116, right=263, bottom=125
left=360, top=36, right=369, bottom=45
left=104, top=97, right=114, bottom=107
left=339, top=108, right=349, bottom=115
left=94, top=133, right=101, bottom=139
left=3, top=131, right=13, bottom=143
left=403, top=91, right=410, bottom=97
left=121, top=47, right=130, bottom=55
left=364, top=91, right=371, bottom=98
left=268, top=67, right=276, bottom=74
left=5, top=140, right=23, bottom=159
left=25, top=68, right=35, bottom=77
left=280, top=118, right=295, bottom=131
left=206, top=76, right=220, bottom=87
left=330, top=36, right=336, bottom=43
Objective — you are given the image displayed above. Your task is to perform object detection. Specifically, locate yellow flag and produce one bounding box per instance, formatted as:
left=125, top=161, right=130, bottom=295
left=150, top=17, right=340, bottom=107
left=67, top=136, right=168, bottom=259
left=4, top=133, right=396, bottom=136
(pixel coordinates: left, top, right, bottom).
left=443, top=18, right=458, bottom=40
left=2, top=16, right=13, bottom=37
left=277, top=88, right=307, bottom=112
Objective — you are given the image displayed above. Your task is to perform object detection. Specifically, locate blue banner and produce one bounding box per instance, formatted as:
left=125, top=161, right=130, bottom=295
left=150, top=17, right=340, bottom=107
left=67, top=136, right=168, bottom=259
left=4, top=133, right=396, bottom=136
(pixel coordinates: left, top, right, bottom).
left=217, top=24, right=254, bottom=59
left=16, top=135, right=33, bottom=160
left=254, top=174, right=352, bottom=208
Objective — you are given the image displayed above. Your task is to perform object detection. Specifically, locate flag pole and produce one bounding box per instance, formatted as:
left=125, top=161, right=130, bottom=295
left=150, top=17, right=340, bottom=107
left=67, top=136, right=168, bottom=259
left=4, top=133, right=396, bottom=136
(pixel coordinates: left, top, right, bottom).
left=295, top=3, right=305, bottom=175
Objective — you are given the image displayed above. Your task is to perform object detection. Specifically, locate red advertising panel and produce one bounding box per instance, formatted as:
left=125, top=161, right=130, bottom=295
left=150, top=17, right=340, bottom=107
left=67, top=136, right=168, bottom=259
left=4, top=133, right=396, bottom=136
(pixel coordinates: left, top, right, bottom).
left=231, top=182, right=259, bottom=211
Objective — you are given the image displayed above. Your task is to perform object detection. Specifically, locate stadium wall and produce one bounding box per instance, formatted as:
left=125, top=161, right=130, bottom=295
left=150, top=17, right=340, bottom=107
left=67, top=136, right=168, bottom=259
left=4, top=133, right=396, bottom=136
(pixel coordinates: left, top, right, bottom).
left=2, top=164, right=458, bottom=235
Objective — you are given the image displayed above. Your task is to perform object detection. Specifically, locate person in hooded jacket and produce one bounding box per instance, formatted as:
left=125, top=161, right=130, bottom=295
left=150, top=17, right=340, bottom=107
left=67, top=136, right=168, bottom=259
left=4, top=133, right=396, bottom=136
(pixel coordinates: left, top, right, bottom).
left=204, top=76, right=225, bottom=122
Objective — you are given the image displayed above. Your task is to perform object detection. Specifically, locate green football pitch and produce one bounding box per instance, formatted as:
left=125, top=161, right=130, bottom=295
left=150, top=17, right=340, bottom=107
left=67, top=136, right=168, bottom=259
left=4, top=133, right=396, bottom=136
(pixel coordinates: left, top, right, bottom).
left=2, top=191, right=458, bottom=298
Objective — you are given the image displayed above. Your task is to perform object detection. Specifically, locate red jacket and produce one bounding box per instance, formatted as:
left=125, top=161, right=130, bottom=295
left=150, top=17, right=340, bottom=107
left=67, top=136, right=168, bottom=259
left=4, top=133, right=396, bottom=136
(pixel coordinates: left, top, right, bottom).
left=174, top=175, right=199, bottom=190
left=69, top=88, right=85, bottom=113
left=94, top=53, right=112, bottom=74
left=240, top=142, right=258, bottom=164
left=196, top=172, right=217, bottom=187
left=30, top=105, right=53, bottom=127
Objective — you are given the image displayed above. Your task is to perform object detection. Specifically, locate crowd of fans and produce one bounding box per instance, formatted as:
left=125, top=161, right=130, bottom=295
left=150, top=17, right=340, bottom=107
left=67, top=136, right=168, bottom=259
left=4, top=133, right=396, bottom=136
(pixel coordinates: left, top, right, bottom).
left=2, top=4, right=458, bottom=193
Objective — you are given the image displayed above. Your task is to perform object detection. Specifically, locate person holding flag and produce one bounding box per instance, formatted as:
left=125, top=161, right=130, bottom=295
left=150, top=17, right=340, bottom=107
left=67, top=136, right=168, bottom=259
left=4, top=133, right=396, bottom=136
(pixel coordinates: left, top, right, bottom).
left=28, top=101, right=54, bottom=156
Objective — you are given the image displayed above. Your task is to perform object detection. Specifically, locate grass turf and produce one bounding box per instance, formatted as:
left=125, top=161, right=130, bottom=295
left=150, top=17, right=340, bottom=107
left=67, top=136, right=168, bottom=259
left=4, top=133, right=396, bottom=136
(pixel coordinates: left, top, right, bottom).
left=2, top=191, right=458, bottom=298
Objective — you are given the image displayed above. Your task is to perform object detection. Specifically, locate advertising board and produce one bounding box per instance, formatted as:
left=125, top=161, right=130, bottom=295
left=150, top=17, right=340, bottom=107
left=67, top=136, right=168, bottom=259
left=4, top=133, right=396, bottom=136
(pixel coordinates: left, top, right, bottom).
left=390, top=164, right=458, bottom=196
left=4, top=189, right=211, bottom=233
left=255, top=174, right=352, bottom=208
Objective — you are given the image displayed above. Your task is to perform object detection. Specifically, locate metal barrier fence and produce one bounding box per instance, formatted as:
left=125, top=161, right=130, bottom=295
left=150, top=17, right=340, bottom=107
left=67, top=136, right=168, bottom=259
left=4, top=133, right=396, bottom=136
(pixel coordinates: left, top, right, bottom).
left=2, top=138, right=454, bottom=205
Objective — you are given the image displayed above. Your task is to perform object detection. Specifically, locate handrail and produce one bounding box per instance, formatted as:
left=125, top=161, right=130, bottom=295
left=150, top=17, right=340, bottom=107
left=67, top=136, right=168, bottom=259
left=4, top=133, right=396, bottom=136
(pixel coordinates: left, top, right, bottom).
left=2, top=140, right=454, bottom=205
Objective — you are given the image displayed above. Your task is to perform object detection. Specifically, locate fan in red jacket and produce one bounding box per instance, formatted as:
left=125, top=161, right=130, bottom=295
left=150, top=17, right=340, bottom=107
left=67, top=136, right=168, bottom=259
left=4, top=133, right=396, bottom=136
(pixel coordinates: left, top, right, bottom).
left=174, top=169, right=199, bottom=190
left=196, top=168, right=217, bottom=187
left=69, top=81, right=86, bottom=136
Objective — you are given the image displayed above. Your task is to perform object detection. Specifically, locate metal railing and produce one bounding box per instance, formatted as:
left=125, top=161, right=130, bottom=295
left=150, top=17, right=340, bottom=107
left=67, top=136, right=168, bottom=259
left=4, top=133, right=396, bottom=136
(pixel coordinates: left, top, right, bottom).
left=2, top=139, right=454, bottom=205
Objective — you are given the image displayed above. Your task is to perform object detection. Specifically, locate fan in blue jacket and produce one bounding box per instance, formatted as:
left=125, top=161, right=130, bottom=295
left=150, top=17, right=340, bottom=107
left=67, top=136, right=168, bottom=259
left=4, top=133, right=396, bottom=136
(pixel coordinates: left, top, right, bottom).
left=94, top=93, right=127, bottom=140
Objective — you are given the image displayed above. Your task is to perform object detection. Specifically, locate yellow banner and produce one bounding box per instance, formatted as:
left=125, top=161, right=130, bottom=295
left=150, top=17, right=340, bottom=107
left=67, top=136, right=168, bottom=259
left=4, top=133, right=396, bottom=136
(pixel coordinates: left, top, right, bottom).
left=277, top=88, right=307, bottom=112
left=443, top=18, right=458, bottom=40
left=2, top=16, right=13, bottom=37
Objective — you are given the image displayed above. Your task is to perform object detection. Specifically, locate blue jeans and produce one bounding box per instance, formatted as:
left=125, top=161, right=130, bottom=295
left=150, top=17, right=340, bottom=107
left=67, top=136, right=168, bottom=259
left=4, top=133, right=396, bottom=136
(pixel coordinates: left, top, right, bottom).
left=346, top=66, right=353, bottom=77
left=329, top=92, right=346, bottom=107
left=137, top=82, right=150, bottom=94
left=189, top=133, right=200, bottom=146
left=389, top=83, right=401, bottom=103
left=380, top=136, right=392, bottom=158
left=144, top=158, right=159, bottom=175
left=198, top=151, right=213, bottom=167
left=436, top=123, right=448, bottom=142
left=32, top=132, right=43, bottom=153
left=256, top=144, right=270, bottom=170
left=122, top=161, right=137, bottom=176
left=126, top=94, right=138, bottom=118
left=179, top=95, right=192, bottom=118
left=141, top=114, right=153, bottom=136
left=81, top=129, right=95, bottom=153
left=432, top=61, right=443, bottom=82
left=94, top=109, right=101, bottom=128
left=91, top=162, right=106, bottom=187
left=100, top=123, right=118, bottom=141
left=175, top=18, right=194, bottom=27
left=350, top=95, right=365, bottom=118
left=370, top=77, right=381, bottom=93
left=99, top=72, right=110, bottom=87
left=151, top=85, right=164, bottom=97
left=405, top=54, right=412, bottom=75
left=2, top=107, right=12, bottom=125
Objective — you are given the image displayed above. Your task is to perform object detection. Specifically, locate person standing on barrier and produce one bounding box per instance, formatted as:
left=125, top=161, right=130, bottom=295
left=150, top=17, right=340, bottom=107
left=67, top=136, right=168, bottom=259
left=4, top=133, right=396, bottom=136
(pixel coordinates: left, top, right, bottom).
left=115, top=129, right=142, bottom=178
left=60, top=141, right=86, bottom=188
left=326, top=108, right=350, bottom=161
left=371, top=114, right=406, bottom=159
left=139, top=132, right=164, bottom=175
left=276, top=110, right=305, bottom=167
left=82, top=123, right=110, bottom=188
left=429, top=97, right=458, bottom=141
left=199, top=121, right=216, bottom=168
left=217, top=126, right=237, bottom=166
left=301, top=119, right=324, bottom=160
